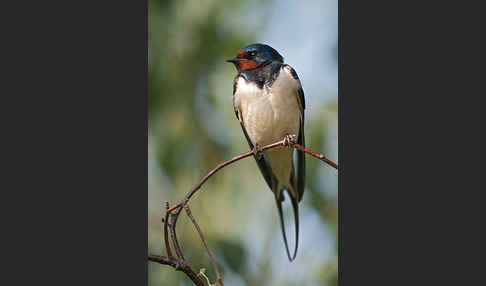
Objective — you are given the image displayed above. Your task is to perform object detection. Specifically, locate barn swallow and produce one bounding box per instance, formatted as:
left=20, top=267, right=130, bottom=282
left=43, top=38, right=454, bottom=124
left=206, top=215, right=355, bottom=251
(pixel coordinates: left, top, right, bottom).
left=227, top=43, right=306, bottom=261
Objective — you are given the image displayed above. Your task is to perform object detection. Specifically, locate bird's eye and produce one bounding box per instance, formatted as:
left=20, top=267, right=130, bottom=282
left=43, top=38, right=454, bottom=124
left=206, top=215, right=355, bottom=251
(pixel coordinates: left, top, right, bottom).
left=248, top=51, right=257, bottom=57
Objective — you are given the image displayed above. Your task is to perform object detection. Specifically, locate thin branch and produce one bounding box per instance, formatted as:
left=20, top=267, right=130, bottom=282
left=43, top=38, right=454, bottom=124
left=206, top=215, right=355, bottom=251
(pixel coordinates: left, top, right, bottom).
left=148, top=139, right=338, bottom=286
left=163, top=201, right=172, bottom=258
left=293, top=143, right=339, bottom=170
left=168, top=205, right=185, bottom=260
left=184, top=204, right=223, bottom=285
left=148, top=254, right=204, bottom=286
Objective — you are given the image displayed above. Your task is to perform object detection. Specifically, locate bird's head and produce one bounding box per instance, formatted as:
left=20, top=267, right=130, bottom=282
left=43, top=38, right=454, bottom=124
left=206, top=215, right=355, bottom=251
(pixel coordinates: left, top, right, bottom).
left=227, top=43, right=284, bottom=73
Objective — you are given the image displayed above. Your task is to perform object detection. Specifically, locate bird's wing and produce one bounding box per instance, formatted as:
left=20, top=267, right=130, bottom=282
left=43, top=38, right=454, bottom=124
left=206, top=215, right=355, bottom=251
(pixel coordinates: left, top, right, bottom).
left=283, top=64, right=306, bottom=202
left=233, top=76, right=277, bottom=191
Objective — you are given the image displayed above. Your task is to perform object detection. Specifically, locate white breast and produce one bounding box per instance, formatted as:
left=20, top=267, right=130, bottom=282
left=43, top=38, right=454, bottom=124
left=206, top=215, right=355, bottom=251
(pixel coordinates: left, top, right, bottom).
left=234, top=66, right=301, bottom=146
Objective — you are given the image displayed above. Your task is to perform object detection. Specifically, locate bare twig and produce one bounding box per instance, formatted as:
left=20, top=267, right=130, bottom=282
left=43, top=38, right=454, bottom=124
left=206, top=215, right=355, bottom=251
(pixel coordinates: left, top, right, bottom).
left=184, top=204, right=222, bottom=285
left=148, top=139, right=338, bottom=286
left=148, top=254, right=204, bottom=286
left=168, top=205, right=185, bottom=260
left=293, top=143, right=339, bottom=169
left=163, top=201, right=172, bottom=258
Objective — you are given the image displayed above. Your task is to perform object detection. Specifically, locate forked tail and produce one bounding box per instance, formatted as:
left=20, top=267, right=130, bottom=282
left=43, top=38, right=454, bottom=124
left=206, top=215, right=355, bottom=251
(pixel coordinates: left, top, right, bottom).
left=275, top=189, right=300, bottom=261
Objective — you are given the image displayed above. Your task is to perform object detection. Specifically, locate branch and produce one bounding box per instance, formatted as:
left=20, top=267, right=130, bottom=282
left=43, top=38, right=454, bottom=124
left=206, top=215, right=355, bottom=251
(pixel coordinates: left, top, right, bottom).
left=148, top=254, right=204, bottom=286
left=148, top=139, right=338, bottom=286
left=294, top=143, right=339, bottom=170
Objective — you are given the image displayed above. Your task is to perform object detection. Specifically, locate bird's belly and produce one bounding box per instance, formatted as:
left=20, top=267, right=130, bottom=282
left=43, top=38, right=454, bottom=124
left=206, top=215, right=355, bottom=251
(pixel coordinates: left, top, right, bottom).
left=242, top=92, right=300, bottom=147
left=240, top=90, right=300, bottom=187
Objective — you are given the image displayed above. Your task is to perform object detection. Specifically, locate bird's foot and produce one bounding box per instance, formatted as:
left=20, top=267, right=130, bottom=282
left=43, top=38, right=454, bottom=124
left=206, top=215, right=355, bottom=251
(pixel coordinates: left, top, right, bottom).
left=252, top=143, right=263, bottom=160
left=283, top=134, right=297, bottom=148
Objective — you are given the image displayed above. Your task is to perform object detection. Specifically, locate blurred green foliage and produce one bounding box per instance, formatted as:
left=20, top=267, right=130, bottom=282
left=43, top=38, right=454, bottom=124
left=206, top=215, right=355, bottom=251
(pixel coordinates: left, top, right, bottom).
left=148, top=0, right=338, bottom=285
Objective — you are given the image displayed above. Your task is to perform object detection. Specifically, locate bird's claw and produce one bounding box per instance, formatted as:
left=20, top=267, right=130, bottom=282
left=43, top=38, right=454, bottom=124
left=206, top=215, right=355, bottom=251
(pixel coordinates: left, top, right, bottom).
left=283, top=134, right=297, bottom=148
left=253, top=144, right=263, bottom=160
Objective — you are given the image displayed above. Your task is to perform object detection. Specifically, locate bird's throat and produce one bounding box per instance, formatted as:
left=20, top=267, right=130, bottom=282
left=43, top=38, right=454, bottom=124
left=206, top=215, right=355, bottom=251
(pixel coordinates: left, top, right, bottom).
left=236, top=59, right=258, bottom=72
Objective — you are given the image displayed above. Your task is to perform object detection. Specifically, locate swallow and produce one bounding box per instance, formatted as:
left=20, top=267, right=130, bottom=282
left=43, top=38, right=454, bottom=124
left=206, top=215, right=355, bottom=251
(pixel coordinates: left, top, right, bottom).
left=227, top=43, right=306, bottom=261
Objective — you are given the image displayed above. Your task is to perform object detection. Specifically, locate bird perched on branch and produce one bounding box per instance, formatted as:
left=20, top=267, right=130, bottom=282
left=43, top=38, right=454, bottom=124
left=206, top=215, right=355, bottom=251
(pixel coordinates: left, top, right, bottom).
left=227, top=43, right=306, bottom=261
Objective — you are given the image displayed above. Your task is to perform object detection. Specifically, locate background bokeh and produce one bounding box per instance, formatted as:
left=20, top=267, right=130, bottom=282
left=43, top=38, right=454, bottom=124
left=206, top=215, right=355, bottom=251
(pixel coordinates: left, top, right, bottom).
left=148, top=0, right=338, bottom=285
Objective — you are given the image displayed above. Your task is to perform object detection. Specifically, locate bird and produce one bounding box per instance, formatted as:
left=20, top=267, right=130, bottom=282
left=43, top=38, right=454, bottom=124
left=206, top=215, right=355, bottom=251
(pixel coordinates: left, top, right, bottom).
left=227, top=43, right=306, bottom=261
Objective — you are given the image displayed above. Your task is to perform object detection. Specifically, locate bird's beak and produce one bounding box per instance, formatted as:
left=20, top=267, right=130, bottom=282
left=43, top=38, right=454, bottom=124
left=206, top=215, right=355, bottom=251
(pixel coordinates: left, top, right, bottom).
left=226, top=58, right=238, bottom=63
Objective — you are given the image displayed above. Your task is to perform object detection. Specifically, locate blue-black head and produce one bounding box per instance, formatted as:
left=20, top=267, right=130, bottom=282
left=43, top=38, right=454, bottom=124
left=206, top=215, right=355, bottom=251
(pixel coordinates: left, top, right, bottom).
left=227, top=43, right=284, bottom=72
